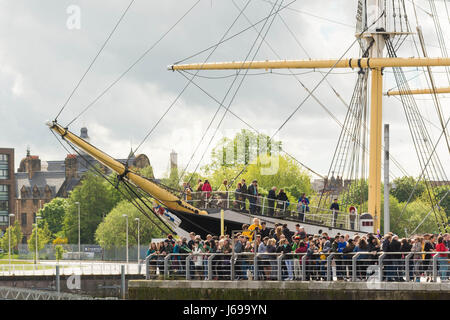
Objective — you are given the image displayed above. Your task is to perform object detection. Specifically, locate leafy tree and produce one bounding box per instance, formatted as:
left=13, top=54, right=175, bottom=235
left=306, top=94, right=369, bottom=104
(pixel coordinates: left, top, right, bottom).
left=341, top=179, right=369, bottom=212
left=432, top=185, right=450, bottom=218
left=95, top=200, right=166, bottom=249
left=242, top=155, right=312, bottom=196
left=0, top=221, right=22, bottom=254
left=55, top=245, right=64, bottom=262
left=390, top=176, right=425, bottom=203
left=28, top=221, right=52, bottom=257
left=38, top=197, right=67, bottom=235
left=382, top=196, right=438, bottom=236
left=136, top=165, right=155, bottom=179
left=62, top=170, right=122, bottom=244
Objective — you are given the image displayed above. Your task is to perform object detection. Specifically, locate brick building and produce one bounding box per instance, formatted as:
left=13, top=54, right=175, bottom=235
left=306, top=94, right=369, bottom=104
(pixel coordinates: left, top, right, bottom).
left=13, top=127, right=151, bottom=242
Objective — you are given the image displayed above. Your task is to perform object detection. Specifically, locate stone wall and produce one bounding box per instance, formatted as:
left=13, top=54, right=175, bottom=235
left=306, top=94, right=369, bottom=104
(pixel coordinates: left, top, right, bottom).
left=128, top=280, right=450, bottom=300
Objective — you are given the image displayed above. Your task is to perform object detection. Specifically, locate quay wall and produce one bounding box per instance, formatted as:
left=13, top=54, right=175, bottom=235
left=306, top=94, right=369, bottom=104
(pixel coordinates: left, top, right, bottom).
left=128, top=280, right=450, bottom=300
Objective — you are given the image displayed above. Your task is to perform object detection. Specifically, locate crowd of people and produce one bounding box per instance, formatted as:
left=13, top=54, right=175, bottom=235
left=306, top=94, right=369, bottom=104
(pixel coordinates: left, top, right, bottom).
left=146, top=218, right=450, bottom=282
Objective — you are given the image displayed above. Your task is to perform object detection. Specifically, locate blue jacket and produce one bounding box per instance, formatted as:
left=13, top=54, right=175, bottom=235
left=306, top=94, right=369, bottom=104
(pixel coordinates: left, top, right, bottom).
left=337, top=241, right=347, bottom=253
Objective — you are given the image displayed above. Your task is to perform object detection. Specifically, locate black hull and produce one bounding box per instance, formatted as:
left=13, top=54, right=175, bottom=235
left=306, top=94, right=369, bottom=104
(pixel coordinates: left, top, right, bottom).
left=169, top=210, right=244, bottom=238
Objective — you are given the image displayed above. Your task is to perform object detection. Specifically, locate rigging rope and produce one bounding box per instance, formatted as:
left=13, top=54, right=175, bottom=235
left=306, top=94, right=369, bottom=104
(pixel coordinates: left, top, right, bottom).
left=55, top=0, right=136, bottom=122
left=132, top=0, right=256, bottom=157
left=65, top=0, right=202, bottom=127
left=180, top=0, right=286, bottom=189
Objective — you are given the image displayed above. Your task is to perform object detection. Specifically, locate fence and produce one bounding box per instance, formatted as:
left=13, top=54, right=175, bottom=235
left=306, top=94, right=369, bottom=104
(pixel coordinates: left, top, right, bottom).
left=16, top=244, right=148, bottom=262
left=145, top=251, right=450, bottom=283
left=185, top=191, right=357, bottom=230
left=0, top=261, right=146, bottom=276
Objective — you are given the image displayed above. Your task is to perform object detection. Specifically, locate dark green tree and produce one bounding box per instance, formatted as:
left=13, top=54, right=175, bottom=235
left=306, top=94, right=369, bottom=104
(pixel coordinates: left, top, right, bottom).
left=390, top=176, right=425, bottom=203
left=62, top=170, right=122, bottom=244
left=95, top=200, right=166, bottom=249
left=38, top=197, right=67, bottom=235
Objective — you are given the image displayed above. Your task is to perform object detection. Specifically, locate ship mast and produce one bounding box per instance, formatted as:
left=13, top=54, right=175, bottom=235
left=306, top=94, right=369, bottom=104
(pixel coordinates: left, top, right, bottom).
left=168, top=1, right=450, bottom=233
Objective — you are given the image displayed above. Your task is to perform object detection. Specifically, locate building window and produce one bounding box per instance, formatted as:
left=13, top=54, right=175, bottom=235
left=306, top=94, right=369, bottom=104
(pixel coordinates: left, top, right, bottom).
left=0, top=215, right=7, bottom=226
left=0, top=185, right=8, bottom=199
left=0, top=169, right=8, bottom=180
left=0, top=154, right=8, bottom=180
left=0, top=200, right=8, bottom=212
left=21, top=213, right=27, bottom=226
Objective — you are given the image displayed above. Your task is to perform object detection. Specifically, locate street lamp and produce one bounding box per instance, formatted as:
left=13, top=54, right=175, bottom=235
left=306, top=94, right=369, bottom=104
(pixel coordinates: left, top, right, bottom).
left=8, top=213, right=15, bottom=266
left=122, top=214, right=128, bottom=266
left=34, top=215, right=42, bottom=264
left=135, top=217, right=140, bottom=264
left=75, top=202, right=81, bottom=260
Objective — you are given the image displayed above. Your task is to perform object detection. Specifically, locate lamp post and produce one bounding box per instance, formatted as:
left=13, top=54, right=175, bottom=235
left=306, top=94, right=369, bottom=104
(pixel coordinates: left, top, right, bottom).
left=8, top=213, right=15, bottom=266
left=34, top=216, right=42, bottom=264
left=122, top=214, right=128, bottom=266
left=135, top=217, right=140, bottom=264
left=75, top=202, right=80, bottom=260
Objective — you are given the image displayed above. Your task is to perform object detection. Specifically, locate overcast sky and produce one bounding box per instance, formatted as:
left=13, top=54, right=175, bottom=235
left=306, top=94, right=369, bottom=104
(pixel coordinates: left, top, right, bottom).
left=0, top=0, right=448, bottom=181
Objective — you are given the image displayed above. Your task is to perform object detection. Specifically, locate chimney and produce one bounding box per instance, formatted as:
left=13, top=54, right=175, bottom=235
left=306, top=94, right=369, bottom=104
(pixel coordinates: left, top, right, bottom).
left=24, top=152, right=41, bottom=180
left=65, top=154, right=78, bottom=180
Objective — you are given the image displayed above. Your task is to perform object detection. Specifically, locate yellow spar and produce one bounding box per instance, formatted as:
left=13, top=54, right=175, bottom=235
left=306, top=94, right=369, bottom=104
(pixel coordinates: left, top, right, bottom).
left=169, top=57, right=450, bottom=71
left=46, top=121, right=208, bottom=216
left=386, top=87, right=450, bottom=96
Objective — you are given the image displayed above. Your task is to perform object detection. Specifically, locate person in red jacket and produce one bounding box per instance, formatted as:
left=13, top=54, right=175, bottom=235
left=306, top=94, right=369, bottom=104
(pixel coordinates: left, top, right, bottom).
left=435, top=236, right=449, bottom=281
left=201, top=179, right=212, bottom=202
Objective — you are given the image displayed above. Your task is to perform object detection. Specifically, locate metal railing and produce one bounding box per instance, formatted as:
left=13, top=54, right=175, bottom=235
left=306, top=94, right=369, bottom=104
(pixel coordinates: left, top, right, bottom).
left=0, top=261, right=146, bottom=276
left=184, top=191, right=357, bottom=230
left=145, top=251, right=450, bottom=283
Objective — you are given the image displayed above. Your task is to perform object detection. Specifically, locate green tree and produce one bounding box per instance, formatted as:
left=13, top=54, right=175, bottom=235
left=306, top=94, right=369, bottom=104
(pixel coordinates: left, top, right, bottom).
left=62, top=170, right=122, bottom=244
left=242, top=155, right=312, bottom=195
left=28, top=222, right=52, bottom=258
left=433, top=185, right=450, bottom=218
left=136, top=165, right=155, bottom=179
left=38, top=197, right=67, bottom=235
left=95, top=200, right=165, bottom=249
left=341, top=179, right=369, bottom=211
left=390, top=176, right=425, bottom=203
left=382, top=196, right=438, bottom=236
left=0, top=221, right=23, bottom=254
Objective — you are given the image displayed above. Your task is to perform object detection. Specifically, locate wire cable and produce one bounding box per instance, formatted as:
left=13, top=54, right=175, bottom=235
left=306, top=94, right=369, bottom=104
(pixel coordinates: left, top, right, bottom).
left=55, top=0, right=136, bottom=121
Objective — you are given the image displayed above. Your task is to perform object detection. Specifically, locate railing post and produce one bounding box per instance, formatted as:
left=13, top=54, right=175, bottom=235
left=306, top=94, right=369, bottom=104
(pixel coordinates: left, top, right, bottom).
left=326, top=253, right=334, bottom=281
left=405, top=252, right=413, bottom=282
left=164, top=254, right=171, bottom=279
left=378, top=253, right=386, bottom=282
left=277, top=254, right=284, bottom=281
left=227, top=191, right=230, bottom=209
left=55, top=266, right=60, bottom=294
left=262, top=197, right=265, bottom=216
left=432, top=254, right=438, bottom=282
left=301, top=254, right=307, bottom=281
left=231, top=253, right=235, bottom=280
left=186, top=255, right=191, bottom=280
left=208, top=254, right=216, bottom=280
left=121, top=265, right=126, bottom=300
left=253, top=254, right=259, bottom=281
left=145, top=255, right=150, bottom=280
left=351, top=253, right=361, bottom=282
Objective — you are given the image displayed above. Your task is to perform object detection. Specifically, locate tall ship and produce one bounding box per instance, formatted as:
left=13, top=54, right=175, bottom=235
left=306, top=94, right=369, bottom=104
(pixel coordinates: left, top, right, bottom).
left=48, top=0, right=449, bottom=238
